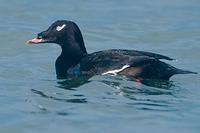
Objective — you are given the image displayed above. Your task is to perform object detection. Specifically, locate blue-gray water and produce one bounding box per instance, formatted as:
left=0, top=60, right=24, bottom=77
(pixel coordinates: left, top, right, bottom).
left=0, top=0, right=200, bottom=133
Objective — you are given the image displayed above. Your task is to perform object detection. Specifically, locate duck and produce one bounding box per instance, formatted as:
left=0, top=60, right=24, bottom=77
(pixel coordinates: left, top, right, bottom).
left=27, top=20, right=197, bottom=80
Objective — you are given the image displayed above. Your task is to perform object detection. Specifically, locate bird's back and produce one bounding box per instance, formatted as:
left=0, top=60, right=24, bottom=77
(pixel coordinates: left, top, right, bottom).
left=79, top=49, right=196, bottom=80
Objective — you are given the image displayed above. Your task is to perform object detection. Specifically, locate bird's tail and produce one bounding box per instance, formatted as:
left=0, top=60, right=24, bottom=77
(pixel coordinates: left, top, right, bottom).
left=176, top=69, right=198, bottom=75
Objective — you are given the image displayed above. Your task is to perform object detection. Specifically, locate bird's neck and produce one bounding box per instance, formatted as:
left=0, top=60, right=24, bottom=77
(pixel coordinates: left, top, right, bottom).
left=55, top=45, right=87, bottom=79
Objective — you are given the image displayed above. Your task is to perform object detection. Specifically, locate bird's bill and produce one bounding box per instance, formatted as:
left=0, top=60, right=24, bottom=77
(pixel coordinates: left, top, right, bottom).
left=26, top=38, right=44, bottom=44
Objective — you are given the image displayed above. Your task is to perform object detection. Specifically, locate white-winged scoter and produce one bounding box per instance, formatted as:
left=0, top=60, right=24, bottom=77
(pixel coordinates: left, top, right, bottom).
left=27, top=20, right=197, bottom=80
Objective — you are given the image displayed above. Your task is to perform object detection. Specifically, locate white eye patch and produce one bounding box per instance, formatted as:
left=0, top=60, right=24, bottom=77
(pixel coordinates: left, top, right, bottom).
left=56, top=24, right=66, bottom=31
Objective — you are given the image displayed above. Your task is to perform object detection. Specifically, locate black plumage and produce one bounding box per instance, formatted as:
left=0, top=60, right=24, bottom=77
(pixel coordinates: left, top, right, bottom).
left=27, top=20, right=197, bottom=80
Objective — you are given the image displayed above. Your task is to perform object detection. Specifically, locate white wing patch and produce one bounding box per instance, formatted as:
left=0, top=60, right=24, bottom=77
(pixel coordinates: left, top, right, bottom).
left=56, top=24, right=66, bottom=31
left=102, top=65, right=130, bottom=75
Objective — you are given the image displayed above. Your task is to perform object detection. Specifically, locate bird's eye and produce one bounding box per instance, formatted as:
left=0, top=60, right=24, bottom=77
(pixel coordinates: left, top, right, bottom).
left=56, top=24, right=66, bottom=32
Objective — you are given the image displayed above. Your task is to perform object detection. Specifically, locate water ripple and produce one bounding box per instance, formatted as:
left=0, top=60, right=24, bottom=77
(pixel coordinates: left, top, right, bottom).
left=31, top=89, right=87, bottom=104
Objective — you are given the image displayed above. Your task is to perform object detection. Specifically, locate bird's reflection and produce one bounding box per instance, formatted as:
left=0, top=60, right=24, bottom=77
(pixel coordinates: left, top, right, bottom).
left=55, top=74, right=174, bottom=91
left=99, top=76, right=176, bottom=111
left=100, top=76, right=174, bottom=96
left=138, top=79, right=174, bottom=89
left=56, top=75, right=174, bottom=93
left=31, top=75, right=175, bottom=106
left=31, top=89, right=87, bottom=103
left=56, top=76, right=90, bottom=90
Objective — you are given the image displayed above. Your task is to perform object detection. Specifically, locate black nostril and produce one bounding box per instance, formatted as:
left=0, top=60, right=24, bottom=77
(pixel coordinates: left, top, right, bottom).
left=37, top=34, right=42, bottom=39
left=37, top=33, right=43, bottom=39
left=37, top=31, right=49, bottom=39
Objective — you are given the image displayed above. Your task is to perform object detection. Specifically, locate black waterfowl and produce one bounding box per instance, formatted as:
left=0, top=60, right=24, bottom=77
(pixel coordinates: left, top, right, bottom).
left=27, top=20, right=197, bottom=80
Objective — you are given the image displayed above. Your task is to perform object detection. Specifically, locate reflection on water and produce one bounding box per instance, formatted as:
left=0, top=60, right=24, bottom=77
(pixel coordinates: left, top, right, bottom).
left=31, top=89, right=87, bottom=103
left=56, top=76, right=90, bottom=90
left=57, top=75, right=174, bottom=92
left=139, top=79, right=174, bottom=89
left=31, top=75, right=177, bottom=113
left=97, top=76, right=177, bottom=112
